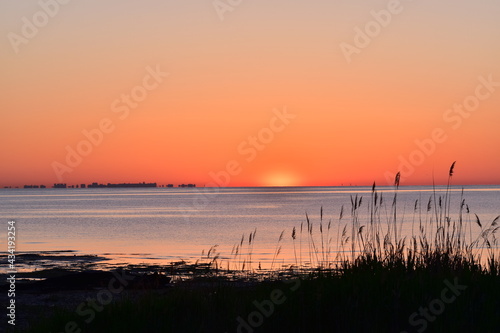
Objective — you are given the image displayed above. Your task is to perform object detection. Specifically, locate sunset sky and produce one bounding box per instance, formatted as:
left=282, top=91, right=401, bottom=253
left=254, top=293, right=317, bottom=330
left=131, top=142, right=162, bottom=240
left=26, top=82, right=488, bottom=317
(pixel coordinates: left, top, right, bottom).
left=1, top=0, right=499, bottom=187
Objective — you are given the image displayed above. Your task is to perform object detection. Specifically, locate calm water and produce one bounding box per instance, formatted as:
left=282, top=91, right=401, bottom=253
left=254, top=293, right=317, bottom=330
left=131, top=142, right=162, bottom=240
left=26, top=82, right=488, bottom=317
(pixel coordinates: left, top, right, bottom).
left=1, top=186, right=499, bottom=269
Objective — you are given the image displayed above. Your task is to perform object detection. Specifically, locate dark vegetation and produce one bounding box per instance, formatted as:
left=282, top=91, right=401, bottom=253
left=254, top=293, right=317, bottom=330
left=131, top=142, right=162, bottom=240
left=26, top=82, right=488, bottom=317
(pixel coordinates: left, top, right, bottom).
left=8, top=163, right=500, bottom=332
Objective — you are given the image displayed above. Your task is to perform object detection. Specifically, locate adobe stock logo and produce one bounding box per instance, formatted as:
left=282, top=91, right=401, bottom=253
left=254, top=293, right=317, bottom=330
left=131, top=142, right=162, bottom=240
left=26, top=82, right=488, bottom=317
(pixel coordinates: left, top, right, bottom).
left=51, top=65, right=169, bottom=182
left=54, top=270, right=136, bottom=333
left=401, top=278, right=467, bottom=333
left=7, top=0, right=71, bottom=54
left=340, top=0, right=415, bottom=64
left=235, top=278, right=301, bottom=333
left=384, top=74, right=499, bottom=185
left=213, top=0, right=243, bottom=21
left=177, top=107, right=296, bottom=220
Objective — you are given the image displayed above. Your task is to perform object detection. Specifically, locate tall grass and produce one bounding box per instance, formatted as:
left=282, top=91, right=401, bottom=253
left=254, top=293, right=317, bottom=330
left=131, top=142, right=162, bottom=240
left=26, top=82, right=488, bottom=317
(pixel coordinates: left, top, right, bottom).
left=197, top=162, right=499, bottom=278
left=330, top=162, right=499, bottom=276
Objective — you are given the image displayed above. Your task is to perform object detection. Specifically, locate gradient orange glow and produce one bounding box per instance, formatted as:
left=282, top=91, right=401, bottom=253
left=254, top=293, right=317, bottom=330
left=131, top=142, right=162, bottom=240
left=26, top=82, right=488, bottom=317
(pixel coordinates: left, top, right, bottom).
left=1, top=1, right=500, bottom=187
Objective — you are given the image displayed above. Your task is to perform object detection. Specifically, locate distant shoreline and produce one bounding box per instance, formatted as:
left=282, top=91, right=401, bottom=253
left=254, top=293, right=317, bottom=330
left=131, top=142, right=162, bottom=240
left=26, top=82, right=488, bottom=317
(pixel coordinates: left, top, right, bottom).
left=2, top=183, right=500, bottom=189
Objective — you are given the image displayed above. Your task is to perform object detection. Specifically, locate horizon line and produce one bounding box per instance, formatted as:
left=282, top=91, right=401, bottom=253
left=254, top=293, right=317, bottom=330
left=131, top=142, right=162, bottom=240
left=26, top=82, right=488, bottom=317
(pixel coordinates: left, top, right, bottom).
left=2, top=183, right=500, bottom=189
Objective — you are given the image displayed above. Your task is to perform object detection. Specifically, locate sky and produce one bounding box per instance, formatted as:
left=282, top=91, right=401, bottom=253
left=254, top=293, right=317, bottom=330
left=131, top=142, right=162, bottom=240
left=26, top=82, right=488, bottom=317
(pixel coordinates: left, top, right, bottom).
left=1, top=0, right=499, bottom=187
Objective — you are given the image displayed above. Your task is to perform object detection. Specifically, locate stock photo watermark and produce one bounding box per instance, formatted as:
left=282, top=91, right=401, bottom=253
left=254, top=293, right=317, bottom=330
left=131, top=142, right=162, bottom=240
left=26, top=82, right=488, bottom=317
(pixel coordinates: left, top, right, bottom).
left=54, top=270, right=136, bottom=333
left=234, top=278, right=301, bottom=333
left=6, top=220, right=17, bottom=326
left=211, top=106, right=296, bottom=186
left=384, top=73, right=499, bottom=184
left=340, top=0, right=415, bottom=64
left=7, top=0, right=72, bottom=54
left=178, top=106, right=296, bottom=216
left=401, top=277, right=467, bottom=333
left=51, top=65, right=169, bottom=182
left=213, top=0, right=244, bottom=21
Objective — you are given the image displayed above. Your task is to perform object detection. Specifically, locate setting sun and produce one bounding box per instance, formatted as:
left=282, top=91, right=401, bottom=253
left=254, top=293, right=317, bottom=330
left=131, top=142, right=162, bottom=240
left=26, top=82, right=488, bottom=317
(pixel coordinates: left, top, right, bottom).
left=261, top=171, right=300, bottom=187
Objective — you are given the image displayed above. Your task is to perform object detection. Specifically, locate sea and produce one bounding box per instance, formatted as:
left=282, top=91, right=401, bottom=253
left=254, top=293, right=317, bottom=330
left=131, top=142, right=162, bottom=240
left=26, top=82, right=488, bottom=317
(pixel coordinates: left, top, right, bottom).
left=1, top=185, right=499, bottom=271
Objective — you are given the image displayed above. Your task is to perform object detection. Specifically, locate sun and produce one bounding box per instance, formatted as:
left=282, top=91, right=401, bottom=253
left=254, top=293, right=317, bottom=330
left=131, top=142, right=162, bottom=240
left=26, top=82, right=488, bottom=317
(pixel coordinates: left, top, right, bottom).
left=261, top=171, right=300, bottom=187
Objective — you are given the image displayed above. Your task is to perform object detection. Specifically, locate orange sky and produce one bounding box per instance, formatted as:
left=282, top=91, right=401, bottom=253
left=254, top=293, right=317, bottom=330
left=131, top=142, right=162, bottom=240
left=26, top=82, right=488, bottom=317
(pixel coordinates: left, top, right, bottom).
left=1, top=0, right=500, bottom=187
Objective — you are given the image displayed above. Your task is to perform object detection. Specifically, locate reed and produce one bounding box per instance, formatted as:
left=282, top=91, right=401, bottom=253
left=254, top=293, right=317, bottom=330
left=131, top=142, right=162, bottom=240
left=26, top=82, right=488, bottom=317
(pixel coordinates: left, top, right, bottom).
left=270, top=230, right=285, bottom=271
left=202, top=162, right=500, bottom=278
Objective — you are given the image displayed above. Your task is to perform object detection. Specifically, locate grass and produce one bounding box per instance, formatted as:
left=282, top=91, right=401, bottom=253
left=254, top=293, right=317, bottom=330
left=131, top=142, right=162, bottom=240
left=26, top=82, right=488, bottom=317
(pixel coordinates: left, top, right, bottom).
left=17, top=163, right=500, bottom=332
